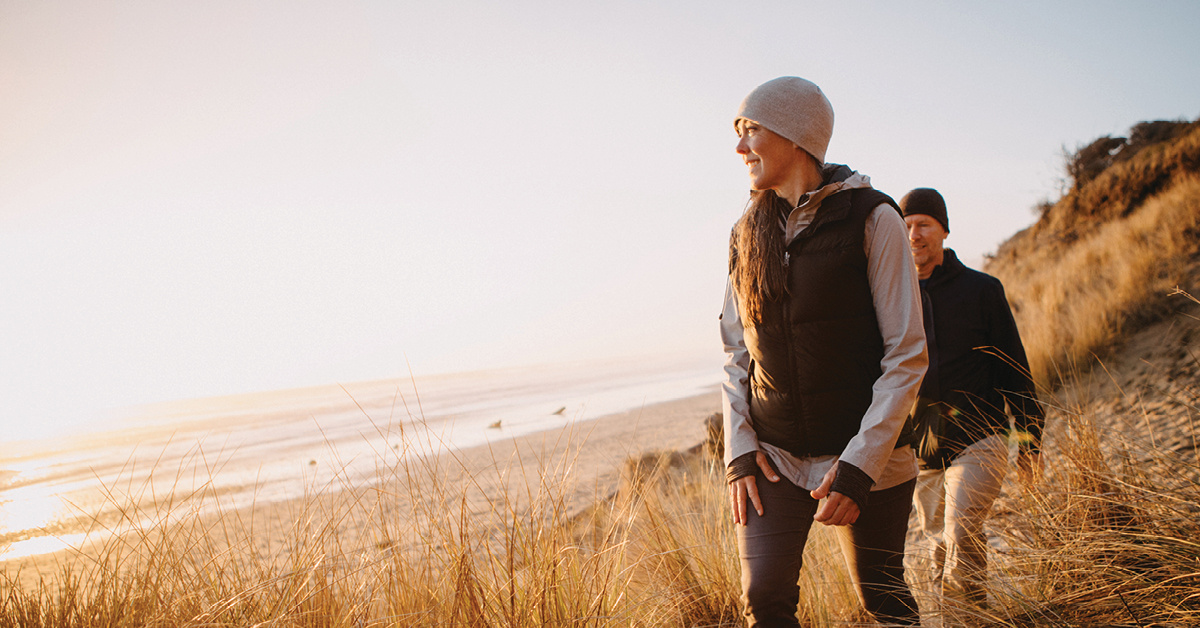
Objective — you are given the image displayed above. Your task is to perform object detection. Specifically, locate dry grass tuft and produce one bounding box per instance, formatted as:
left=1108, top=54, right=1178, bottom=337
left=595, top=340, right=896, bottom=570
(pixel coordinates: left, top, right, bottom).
left=982, top=376, right=1200, bottom=627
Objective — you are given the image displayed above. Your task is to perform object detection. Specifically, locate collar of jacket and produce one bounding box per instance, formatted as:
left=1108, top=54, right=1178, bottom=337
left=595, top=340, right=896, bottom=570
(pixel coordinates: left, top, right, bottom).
left=926, top=248, right=966, bottom=288
left=784, top=163, right=867, bottom=245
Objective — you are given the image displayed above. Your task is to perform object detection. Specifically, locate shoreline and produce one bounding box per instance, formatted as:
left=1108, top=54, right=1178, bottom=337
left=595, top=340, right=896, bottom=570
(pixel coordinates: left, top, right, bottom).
left=2, top=387, right=722, bottom=589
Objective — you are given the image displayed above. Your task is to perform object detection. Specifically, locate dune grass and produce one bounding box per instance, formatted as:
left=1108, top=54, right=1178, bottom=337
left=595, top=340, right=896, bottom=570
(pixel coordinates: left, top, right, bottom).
left=984, top=379, right=1200, bottom=626
left=0, top=417, right=733, bottom=627
left=986, top=122, right=1200, bottom=390
left=3, top=367, right=1200, bottom=627
left=993, top=174, right=1199, bottom=390
left=0, top=403, right=881, bottom=628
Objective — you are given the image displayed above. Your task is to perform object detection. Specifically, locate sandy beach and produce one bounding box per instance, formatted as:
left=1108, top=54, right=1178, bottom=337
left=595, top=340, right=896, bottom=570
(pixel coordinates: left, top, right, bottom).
left=2, top=387, right=723, bottom=589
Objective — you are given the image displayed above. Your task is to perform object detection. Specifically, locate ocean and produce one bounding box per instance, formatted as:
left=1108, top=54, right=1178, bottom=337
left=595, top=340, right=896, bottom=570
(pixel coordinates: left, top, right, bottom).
left=0, top=354, right=720, bottom=562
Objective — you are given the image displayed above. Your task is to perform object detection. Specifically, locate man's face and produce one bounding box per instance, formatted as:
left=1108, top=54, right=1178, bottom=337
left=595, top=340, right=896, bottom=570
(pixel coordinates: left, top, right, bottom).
left=904, top=214, right=948, bottom=269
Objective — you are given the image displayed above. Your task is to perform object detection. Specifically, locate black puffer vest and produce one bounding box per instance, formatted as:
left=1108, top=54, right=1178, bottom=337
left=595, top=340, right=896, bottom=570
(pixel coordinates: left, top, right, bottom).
left=740, top=181, right=900, bottom=458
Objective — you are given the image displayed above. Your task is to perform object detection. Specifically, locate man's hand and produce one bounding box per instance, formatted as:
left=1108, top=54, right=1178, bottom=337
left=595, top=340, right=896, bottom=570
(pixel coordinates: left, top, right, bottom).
left=810, top=463, right=860, bottom=526
left=728, top=451, right=779, bottom=525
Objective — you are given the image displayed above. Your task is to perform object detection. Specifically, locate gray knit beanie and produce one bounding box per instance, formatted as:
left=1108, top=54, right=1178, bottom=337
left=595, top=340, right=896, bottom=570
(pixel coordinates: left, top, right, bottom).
left=899, top=188, right=950, bottom=233
left=735, top=77, right=835, bottom=164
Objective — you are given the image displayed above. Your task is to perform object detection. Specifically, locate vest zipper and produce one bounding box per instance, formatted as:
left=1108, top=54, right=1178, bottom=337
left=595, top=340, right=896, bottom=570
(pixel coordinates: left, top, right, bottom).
left=781, top=249, right=806, bottom=449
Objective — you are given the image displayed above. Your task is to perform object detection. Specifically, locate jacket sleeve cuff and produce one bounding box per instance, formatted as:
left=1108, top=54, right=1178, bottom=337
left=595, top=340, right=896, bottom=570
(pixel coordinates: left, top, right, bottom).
left=829, top=460, right=875, bottom=510
left=726, top=451, right=759, bottom=484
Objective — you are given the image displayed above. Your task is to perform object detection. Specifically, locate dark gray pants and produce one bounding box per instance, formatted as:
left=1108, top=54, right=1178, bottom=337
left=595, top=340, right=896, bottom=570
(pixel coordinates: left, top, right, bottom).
left=737, top=471, right=918, bottom=627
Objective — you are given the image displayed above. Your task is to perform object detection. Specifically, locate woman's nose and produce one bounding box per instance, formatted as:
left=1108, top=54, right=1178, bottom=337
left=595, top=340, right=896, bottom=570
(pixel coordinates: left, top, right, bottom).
left=735, top=136, right=749, bottom=154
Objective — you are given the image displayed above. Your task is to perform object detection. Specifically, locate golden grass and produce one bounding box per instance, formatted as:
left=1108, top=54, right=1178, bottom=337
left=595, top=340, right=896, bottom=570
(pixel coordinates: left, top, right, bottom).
left=986, top=120, right=1200, bottom=391
left=4, top=373, right=1200, bottom=626
left=986, top=174, right=1200, bottom=389
left=0, top=412, right=856, bottom=627
left=0, top=397, right=886, bottom=628
left=964, top=119, right=1200, bottom=621
left=980, top=381, right=1200, bottom=627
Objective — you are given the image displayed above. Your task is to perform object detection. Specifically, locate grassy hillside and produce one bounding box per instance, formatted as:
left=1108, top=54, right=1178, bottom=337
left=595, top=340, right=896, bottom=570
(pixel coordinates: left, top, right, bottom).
left=985, top=118, right=1200, bottom=389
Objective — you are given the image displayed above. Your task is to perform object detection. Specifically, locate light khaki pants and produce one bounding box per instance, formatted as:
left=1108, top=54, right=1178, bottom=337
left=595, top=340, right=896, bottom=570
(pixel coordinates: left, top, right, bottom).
left=912, top=434, right=1008, bottom=616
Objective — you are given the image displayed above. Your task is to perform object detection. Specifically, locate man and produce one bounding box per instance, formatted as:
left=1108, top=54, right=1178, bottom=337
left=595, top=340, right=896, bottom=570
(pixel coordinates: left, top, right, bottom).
left=900, top=187, right=1045, bottom=618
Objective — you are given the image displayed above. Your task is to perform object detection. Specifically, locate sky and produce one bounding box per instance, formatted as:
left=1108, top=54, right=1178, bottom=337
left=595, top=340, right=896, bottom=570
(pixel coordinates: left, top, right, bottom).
left=2, top=0, right=1198, bottom=441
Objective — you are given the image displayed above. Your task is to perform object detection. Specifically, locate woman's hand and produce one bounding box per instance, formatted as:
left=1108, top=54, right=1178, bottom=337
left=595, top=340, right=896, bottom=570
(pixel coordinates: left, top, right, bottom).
left=810, top=464, right=860, bottom=526
left=728, top=451, right=779, bottom=525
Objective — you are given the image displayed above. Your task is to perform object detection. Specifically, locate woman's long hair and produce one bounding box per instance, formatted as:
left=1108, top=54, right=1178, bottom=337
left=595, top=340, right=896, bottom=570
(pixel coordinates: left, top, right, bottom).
left=731, top=189, right=790, bottom=325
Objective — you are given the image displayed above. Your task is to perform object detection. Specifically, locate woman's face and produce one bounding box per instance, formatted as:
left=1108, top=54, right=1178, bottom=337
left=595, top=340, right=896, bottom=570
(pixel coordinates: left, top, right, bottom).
left=735, top=119, right=805, bottom=192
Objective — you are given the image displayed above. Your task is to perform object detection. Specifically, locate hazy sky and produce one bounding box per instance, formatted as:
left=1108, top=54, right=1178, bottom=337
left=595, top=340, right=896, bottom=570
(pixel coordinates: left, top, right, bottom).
left=2, top=1, right=1198, bottom=441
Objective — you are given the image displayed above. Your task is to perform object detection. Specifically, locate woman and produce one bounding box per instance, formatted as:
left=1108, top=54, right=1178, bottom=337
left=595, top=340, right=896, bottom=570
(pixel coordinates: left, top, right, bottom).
left=720, top=76, right=927, bottom=626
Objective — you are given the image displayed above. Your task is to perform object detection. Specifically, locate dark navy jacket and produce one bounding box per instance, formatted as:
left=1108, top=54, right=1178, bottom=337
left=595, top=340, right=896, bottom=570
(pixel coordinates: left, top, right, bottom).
left=919, top=249, right=1043, bottom=465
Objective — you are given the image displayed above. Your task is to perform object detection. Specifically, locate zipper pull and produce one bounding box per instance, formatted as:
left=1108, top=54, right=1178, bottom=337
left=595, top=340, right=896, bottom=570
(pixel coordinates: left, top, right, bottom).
left=782, top=251, right=792, bottom=295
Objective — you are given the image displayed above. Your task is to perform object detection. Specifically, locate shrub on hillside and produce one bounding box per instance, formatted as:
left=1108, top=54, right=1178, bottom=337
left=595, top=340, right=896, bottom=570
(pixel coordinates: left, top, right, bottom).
left=1052, top=120, right=1200, bottom=230
left=1064, top=120, right=1196, bottom=192
left=1065, top=135, right=1126, bottom=189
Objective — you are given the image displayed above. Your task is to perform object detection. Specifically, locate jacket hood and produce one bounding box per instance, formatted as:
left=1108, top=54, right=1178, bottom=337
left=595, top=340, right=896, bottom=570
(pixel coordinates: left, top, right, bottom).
left=793, top=163, right=872, bottom=214
left=822, top=163, right=856, bottom=185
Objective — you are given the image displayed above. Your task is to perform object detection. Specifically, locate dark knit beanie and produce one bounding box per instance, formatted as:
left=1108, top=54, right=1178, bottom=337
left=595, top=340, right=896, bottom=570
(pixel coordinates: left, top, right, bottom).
left=900, top=188, right=949, bottom=233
